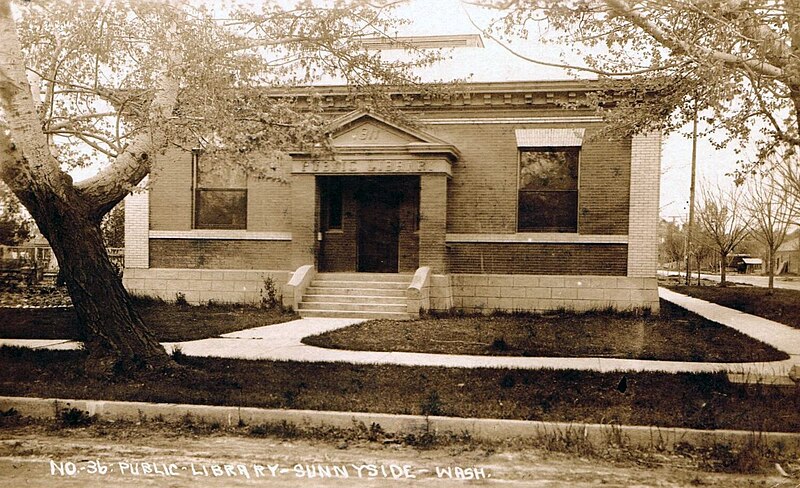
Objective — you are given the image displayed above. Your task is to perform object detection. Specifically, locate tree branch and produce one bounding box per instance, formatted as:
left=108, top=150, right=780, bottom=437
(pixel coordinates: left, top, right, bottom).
left=74, top=68, right=179, bottom=218
left=603, top=0, right=785, bottom=79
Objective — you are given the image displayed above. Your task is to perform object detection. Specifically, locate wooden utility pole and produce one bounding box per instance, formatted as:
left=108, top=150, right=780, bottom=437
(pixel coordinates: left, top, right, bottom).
left=684, top=102, right=698, bottom=285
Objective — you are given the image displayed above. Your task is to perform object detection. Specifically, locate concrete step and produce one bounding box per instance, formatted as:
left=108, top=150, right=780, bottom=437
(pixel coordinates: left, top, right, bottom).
left=298, top=301, right=407, bottom=313
left=299, top=309, right=412, bottom=320
left=315, top=273, right=413, bottom=283
left=309, top=280, right=409, bottom=290
left=302, top=294, right=406, bottom=305
left=305, top=286, right=407, bottom=297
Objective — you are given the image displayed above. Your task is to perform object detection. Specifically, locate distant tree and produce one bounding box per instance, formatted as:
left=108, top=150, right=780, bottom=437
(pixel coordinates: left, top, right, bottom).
left=658, top=218, right=684, bottom=268
left=696, top=183, right=752, bottom=285
left=0, top=183, right=30, bottom=245
left=101, top=202, right=124, bottom=249
left=744, top=170, right=798, bottom=291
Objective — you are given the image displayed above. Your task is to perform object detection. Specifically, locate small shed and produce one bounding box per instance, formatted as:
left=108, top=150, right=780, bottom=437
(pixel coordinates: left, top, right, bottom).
left=729, top=255, right=763, bottom=274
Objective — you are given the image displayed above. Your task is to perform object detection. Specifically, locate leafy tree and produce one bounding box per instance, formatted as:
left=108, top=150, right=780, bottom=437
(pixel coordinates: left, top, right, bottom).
left=101, top=202, right=124, bottom=249
left=484, top=0, right=800, bottom=163
left=0, top=182, right=30, bottom=245
left=0, top=0, right=433, bottom=375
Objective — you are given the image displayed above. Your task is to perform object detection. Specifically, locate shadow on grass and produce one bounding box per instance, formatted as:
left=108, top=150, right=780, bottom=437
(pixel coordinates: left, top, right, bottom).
left=1, top=345, right=798, bottom=434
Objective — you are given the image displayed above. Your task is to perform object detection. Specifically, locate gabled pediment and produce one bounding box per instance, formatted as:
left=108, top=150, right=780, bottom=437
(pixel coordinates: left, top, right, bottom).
left=327, top=110, right=455, bottom=150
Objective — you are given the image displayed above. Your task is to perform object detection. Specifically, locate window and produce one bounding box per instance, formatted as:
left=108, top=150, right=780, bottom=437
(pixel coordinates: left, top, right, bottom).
left=518, top=147, right=579, bottom=232
left=323, top=179, right=343, bottom=231
left=193, top=152, right=247, bottom=229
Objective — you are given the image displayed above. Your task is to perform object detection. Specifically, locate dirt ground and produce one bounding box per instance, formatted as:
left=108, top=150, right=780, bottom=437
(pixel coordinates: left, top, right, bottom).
left=0, top=424, right=794, bottom=487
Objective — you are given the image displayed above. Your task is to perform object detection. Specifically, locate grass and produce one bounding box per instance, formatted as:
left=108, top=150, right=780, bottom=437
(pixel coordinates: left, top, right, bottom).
left=663, top=283, right=800, bottom=330
left=1, top=346, right=799, bottom=433
left=0, top=297, right=297, bottom=342
left=302, top=300, right=787, bottom=363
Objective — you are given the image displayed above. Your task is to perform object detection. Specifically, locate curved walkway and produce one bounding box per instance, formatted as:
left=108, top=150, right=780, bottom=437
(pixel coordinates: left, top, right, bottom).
left=2, top=288, right=799, bottom=381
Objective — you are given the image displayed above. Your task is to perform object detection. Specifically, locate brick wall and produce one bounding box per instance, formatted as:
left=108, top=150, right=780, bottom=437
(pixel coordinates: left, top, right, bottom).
left=427, top=124, right=631, bottom=235
left=627, top=132, right=661, bottom=277
left=149, top=149, right=292, bottom=233
left=291, top=174, right=318, bottom=268
left=448, top=243, right=627, bottom=275
left=149, top=239, right=291, bottom=269
left=247, top=158, right=292, bottom=233
left=124, top=188, right=149, bottom=269
left=150, top=148, right=193, bottom=231
left=419, top=174, right=448, bottom=272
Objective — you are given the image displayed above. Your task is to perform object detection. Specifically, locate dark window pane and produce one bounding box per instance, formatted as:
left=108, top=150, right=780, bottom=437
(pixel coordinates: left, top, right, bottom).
left=195, top=190, right=247, bottom=229
left=519, top=148, right=578, bottom=191
left=518, top=191, right=578, bottom=232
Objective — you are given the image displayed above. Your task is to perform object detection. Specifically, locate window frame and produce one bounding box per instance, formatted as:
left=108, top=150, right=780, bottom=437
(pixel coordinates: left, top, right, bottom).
left=322, top=179, right=344, bottom=232
left=192, top=151, right=248, bottom=230
left=516, top=146, right=580, bottom=233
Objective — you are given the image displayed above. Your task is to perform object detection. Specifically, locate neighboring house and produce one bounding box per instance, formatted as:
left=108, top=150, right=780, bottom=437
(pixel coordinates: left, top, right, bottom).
left=123, top=80, right=661, bottom=318
left=728, top=254, right=763, bottom=274
left=776, top=232, right=800, bottom=275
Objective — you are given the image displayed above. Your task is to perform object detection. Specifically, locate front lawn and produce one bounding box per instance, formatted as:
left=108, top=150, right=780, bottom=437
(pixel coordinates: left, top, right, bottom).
left=663, top=284, right=800, bottom=330
left=0, top=298, right=297, bottom=342
left=1, top=346, right=798, bottom=432
left=302, top=300, right=787, bottom=363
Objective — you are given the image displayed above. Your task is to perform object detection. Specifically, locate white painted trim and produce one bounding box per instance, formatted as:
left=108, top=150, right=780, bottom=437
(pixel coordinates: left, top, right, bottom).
left=150, top=230, right=292, bottom=241
left=446, top=233, right=628, bottom=244
left=422, top=116, right=604, bottom=125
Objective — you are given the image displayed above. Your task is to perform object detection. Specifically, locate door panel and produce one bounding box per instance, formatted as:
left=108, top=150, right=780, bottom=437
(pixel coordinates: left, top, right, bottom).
left=357, top=187, right=401, bottom=273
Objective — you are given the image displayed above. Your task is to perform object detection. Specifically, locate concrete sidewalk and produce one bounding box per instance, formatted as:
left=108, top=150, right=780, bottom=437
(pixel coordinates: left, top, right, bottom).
left=659, top=270, right=800, bottom=291
left=2, top=288, right=798, bottom=382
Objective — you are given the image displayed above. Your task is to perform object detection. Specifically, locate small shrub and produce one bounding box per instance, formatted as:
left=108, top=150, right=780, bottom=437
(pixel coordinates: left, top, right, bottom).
left=174, top=292, right=188, bottom=306
left=490, top=337, right=509, bottom=352
left=248, top=420, right=300, bottom=438
left=260, top=276, right=281, bottom=309
left=0, top=408, right=21, bottom=427
left=420, top=391, right=444, bottom=416
left=56, top=407, right=96, bottom=428
left=171, top=345, right=185, bottom=361
left=282, top=390, right=297, bottom=408
left=499, top=373, right=516, bottom=388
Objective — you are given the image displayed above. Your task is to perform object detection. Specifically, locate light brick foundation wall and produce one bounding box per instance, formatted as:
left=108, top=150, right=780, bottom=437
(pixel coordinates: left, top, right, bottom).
left=124, top=190, right=149, bottom=269
left=123, top=268, right=291, bottom=305
left=431, top=274, right=659, bottom=314
left=627, top=132, right=661, bottom=278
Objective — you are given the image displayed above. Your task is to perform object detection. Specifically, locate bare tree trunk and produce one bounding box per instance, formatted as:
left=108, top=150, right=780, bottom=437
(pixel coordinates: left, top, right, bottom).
left=767, top=247, right=775, bottom=293
left=720, top=251, right=727, bottom=286
left=22, top=183, right=173, bottom=375
left=0, top=6, right=173, bottom=376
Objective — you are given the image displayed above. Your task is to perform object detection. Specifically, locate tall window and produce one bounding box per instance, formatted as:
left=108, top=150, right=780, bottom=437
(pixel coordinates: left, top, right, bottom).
left=323, top=179, right=343, bottom=231
left=193, top=152, right=247, bottom=229
left=518, top=147, right=579, bottom=232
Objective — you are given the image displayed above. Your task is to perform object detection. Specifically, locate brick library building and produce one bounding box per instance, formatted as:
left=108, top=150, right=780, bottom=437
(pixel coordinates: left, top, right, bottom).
left=123, top=80, right=661, bottom=319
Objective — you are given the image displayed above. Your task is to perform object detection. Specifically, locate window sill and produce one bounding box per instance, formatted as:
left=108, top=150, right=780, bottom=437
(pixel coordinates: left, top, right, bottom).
left=150, top=230, right=292, bottom=241
left=445, top=233, right=628, bottom=244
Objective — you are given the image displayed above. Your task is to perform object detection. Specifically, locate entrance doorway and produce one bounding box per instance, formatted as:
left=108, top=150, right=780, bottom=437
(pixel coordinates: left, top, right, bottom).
left=356, top=182, right=402, bottom=272
left=318, top=176, right=419, bottom=273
